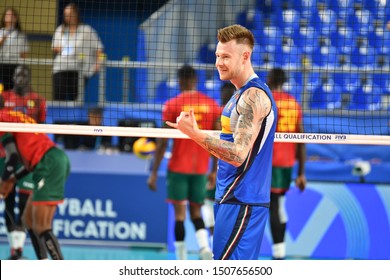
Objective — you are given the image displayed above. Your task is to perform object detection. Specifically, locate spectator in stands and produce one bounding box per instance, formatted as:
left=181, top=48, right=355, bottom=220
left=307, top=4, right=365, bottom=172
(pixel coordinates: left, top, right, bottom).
left=147, top=65, right=221, bottom=260
left=52, top=2, right=104, bottom=101
left=0, top=7, right=29, bottom=91
left=0, top=64, right=47, bottom=260
left=267, top=67, right=306, bottom=260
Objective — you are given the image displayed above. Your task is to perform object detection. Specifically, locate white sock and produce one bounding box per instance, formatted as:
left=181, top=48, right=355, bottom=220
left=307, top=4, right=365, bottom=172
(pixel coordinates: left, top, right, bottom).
left=195, top=228, right=211, bottom=251
left=202, top=200, right=215, bottom=229
left=7, top=231, right=15, bottom=249
left=272, top=242, right=286, bottom=259
left=174, top=241, right=187, bottom=260
left=14, top=230, right=27, bottom=250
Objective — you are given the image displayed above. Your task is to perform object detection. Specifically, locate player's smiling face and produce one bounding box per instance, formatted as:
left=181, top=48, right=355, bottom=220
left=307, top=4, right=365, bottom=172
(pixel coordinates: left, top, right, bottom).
left=215, top=40, right=243, bottom=81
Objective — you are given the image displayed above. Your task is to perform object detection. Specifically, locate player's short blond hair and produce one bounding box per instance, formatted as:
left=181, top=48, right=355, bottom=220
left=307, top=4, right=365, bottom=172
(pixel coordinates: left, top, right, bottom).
left=217, top=24, right=255, bottom=50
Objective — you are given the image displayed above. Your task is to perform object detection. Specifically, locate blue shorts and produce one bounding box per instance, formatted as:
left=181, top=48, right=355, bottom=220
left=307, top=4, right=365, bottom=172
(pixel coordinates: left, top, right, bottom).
left=213, top=203, right=269, bottom=260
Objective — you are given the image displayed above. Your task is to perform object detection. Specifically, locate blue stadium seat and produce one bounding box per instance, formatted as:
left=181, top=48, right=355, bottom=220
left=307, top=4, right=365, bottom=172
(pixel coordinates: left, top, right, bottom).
left=256, top=0, right=282, bottom=17
left=364, top=0, right=390, bottom=22
left=311, top=75, right=342, bottom=109
left=375, top=54, right=390, bottom=69
left=198, top=42, right=216, bottom=64
left=369, top=23, right=390, bottom=56
left=253, top=24, right=282, bottom=54
left=334, top=65, right=359, bottom=95
left=196, top=67, right=208, bottom=92
left=252, top=43, right=265, bottom=66
left=236, top=8, right=262, bottom=30
left=293, top=23, right=319, bottom=56
left=330, top=22, right=356, bottom=55
left=282, top=72, right=303, bottom=103
left=203, top=77, right=223, bottom=105
left=251, top=10, right=264, bottom=31
left=312, top=2, right=337, bottom=36
left=154, top=78, right=179, bottom=104
left=279, top=37, right=302, bottom=67
left=373, top=72, right=390, bottom=95
left=261, top=50, right=282, bottom=68
left=280, top=4, right=300, bottom=36
left=350, top=37, right=376, bottom=69
left=306, top=71, right=322, bottom=95
left=294, top=0, right=317, bottom=23
left=311, top=36, right=339, bottom=67
left=330, top=0, right=355, bottom=19
left=348, top=74, right=381, bottom=110
left=348, top=4, right=374, bottom=36
left=367, top=19, right=387, bottom=54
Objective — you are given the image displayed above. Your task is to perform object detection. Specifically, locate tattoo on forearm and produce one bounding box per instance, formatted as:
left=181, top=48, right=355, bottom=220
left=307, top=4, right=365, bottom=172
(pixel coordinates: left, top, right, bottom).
left=204, top=135, right=243, bottom=164
left=196, top=88, right=270, bottom=166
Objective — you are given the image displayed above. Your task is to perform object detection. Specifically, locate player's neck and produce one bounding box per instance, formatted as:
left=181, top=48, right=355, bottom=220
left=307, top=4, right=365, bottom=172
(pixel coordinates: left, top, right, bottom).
left=231, top=69, right=255, bottom=89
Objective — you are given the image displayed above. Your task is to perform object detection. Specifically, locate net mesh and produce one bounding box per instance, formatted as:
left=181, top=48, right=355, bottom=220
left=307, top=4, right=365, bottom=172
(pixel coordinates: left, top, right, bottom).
left=0, top=0, right=389, bottom=145
left=1, top=1, right=389, bottom=260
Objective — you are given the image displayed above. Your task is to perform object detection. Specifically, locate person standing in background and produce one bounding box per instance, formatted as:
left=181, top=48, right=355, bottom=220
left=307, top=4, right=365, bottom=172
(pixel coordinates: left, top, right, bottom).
left=167, top=24, right=277, bottom=260
left=266, top=67, right=306, bottom=260
left=0, top=64, right=47, bottom=259
left=148, top=65, right=221, bottom=260
left=52, top=2, right=104, bottom=101
left=0, top=7, right=29, bottom=91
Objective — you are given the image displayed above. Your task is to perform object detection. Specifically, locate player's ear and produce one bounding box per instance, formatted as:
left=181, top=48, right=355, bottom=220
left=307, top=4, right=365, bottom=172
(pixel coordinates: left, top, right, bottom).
left=243, top=51, right=250, bottom=62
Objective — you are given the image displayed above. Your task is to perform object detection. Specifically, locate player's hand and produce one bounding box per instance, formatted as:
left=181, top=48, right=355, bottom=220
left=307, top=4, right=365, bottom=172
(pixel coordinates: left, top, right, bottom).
left=295, top=175, right=306, bottom=192
left=0, top=177, right=16, bottom=199
left=166, top=109, right=199, bottom=137
left=147, top=173, right=157, bottom=192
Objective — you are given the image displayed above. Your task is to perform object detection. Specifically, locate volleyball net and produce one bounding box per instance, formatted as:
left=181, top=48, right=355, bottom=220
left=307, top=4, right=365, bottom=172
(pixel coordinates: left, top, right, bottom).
left=0, top=0, right=389, bottom=147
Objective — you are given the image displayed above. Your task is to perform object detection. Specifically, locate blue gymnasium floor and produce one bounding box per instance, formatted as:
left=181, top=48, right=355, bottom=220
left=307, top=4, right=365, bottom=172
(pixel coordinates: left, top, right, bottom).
left=0, top=242, right=276, bottom=260
left=0, top=242, right=188, bottom=260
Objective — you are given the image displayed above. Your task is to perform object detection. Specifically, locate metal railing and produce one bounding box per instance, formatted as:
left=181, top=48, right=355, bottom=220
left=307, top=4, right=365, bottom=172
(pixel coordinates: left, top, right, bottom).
left=3, top=57, right=390, bottom=116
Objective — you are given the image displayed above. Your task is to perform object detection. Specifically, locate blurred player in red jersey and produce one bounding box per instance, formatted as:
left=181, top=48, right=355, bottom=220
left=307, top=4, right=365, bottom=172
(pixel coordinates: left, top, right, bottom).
left=147, top=65, right=221, bottom=260
left=0, top=96, right=70, bottom=259
left=267, top=68, right=306, bottom=260
left=0, top=64, right=47, bottom=259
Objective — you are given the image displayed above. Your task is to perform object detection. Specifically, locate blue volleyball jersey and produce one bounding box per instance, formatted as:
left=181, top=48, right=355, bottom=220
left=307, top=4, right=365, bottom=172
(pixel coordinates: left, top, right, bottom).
left=216, top=75, right=277, bottom=206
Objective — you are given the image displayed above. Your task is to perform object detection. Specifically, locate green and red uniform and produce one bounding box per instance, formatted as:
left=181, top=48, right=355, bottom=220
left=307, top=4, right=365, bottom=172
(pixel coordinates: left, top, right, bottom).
left=1, top=90, right=46, bottom=123
left=1, top=90, right=46, bottom=193
left=0, top=109, right=70, bottom=204
left=271, top=91, right=303, bottom=194
left=163, top=91, right=221, bottom=204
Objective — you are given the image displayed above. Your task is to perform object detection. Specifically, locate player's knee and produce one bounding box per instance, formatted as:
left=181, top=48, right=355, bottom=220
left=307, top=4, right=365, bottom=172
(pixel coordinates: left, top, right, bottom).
left=32, top=225, right=50, bottom=236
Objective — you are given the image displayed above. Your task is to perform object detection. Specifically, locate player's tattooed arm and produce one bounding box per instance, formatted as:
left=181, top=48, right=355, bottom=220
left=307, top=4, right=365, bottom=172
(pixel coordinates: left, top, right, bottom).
left=203, top=87, right=271, bottom=166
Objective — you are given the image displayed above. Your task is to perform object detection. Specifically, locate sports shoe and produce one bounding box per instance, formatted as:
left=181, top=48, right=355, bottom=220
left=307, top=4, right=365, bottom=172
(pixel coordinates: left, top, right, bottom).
left=8, top=248, right=23, bottom=260
left=199, top=248, right=213, bottom=260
